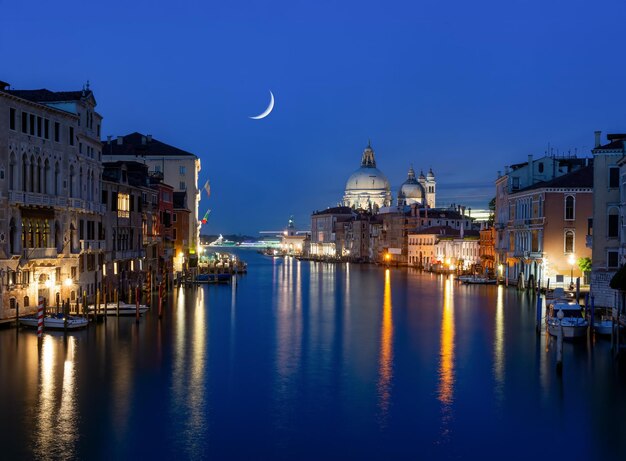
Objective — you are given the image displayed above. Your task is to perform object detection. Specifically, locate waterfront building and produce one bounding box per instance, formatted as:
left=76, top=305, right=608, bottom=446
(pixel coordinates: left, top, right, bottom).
left=280, top=218, right=307, bottom=255
left=591, top=131, right=624, bottom=307
left=494, top=153, right=590, bottom=285
left=407, top=226, right=480, bottom=271
left=310, top=206, right=355, bottom=257
left=0, top=82, right=104, bottom=320
left=172, top=191, right=191, bottom=275
left=101, top=161, right=153, bottom=300
left=102, top=132, right=201, bottom=264
left=504, top=165, right=592, bottom=287
left=479, top=225, right=496, bottom=275
left=149, top=175, right=175, bottom=286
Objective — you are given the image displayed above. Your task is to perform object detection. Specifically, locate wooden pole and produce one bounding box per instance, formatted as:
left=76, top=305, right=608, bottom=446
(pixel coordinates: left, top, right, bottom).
left=116, top=288, right=120, bottom=317
left=15, top=301, right=19, bottom=331
left=37, top=297, right=44, bottom=341
left=536, top=292, right=542, bottom=334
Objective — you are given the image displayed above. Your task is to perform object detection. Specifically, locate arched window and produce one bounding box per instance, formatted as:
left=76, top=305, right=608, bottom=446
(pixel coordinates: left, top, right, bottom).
left=29, top=155, right=35, bottom=192
left=9, top=218, right=16, bottom=254
left=44, top=159, right=50, bottom=194
left=69, top=165, right=75, bottom=197
left=22, top=154, right=28, bottom=192
left=565, top=195, right=574, bottom=220
left=8, top=152, right=16, bottom=190
left=54, top=162, right=60, bottom=195
left=564, top=230, right=574, bottom=253
left=37, top=157, right=42, bottom=193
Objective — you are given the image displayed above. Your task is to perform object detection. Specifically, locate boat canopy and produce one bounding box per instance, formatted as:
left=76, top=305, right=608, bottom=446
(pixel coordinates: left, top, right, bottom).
left=552, top=302, right=582, bottom=311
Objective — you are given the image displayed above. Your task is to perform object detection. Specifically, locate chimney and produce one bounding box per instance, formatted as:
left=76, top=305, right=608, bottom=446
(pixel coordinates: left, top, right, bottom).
left=594, top=130, right=601, bottom=148
left=107, top=135, right=112, bottom=145
left=117, top=136, right=123, bottom=145
left=147, top=134, right=152, bottom=142
left=505, top=165, right=510, bottom=174
left=528, top=154, right=533, bottom=184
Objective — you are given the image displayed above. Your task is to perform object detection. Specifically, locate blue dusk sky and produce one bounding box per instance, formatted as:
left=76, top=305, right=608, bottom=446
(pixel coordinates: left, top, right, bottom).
left=2, top=0, right=626, bottom=235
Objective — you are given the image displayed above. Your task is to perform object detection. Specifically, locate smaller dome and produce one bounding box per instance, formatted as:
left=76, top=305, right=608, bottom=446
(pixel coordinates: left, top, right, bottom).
left=398, top=165, right=425, bottom=204
left=427, top=168, right=435, bottom=179
left=419, top=169, right=426, bottom=180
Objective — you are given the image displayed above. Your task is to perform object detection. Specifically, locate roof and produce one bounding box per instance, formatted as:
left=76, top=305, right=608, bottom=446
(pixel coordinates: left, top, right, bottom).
left=516, top=165, right=593, bottom=192
left=5, top=88, right=91, bottom=103
left=312, top=206, right=354, bottom=216
left=103, top=132, right=196, bottom=158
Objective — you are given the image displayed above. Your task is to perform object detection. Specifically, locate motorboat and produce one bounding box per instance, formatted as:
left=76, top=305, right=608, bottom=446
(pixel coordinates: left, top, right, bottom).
left=88, top=302, right=150, bottom=316
left=461, top=275, right=496, bottom=285
left=19, top=313, right=89, bottom=330
left=547, top=302, right=588, bottom=339
left=195, top=273, right=232, bottom=284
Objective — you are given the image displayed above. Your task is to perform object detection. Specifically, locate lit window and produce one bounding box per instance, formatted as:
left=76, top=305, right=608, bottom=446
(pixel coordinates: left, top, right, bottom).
left=117, top=193, right=130, bottom=218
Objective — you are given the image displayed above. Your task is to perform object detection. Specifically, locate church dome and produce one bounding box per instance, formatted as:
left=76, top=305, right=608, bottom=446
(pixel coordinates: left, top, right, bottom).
left=427, top=167, right=435, bottom=179
left=343, top=143, right=392, bottom=210
left=398, top=166, right=425, bottom=205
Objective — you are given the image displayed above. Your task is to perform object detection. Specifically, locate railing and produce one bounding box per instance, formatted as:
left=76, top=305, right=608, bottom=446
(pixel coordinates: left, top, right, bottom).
left=8, top=191, right=104, bottom=213
left=23, top=247, right=57, bottom=259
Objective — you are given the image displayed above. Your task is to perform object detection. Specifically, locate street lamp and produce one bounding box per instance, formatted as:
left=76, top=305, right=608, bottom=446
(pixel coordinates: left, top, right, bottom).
left=568, top=254, right=576, bottom=285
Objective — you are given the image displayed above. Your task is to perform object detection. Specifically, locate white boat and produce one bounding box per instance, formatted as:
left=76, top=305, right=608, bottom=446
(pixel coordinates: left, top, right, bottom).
left=19, top=313, right=89, bottom=330
left=88, top=302, right=150, bottom=316
left=547, top=302, right=588, bottom=339
left=462, top=275, right=496, bottom=285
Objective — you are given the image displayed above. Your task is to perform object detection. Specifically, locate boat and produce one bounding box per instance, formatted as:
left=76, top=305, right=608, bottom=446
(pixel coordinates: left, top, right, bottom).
left=88, top=302, right=150, bottom=316
left=19, top=313, right=89, bottom=330
left=461, top=275, right=497, bottom=285
left=546, top=302, right=588, bottom=339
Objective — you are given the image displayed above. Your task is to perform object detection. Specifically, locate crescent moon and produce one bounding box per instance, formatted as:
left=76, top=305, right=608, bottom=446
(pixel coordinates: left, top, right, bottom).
left=250, top=91, right=275, bottom=119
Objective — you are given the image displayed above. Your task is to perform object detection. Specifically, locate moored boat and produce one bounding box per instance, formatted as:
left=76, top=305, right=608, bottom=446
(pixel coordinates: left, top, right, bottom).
left=88, top=302, right=150, bottom=316
left=19, top=313, right=89, bottom=330
left=547, top=302, right=588, bottom=339
left=461, top=275, right=496, bottom=285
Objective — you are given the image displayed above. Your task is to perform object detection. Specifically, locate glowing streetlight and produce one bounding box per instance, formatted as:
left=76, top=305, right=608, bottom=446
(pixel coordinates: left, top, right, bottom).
left=568, top=254, right=576, bottom=285
left=64, top=277, right=73, bottom=287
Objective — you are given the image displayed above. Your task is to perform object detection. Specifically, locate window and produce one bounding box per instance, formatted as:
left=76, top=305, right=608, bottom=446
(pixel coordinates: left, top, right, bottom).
left=21, top=112, right=27, bottom=133
left=54, top=122, right=60, bottom=142
left=609, top=167, right=619, bottom=189
left=69, top=127, right=74, bottom=145
left=538, top=162, right=544, bottom=173
left=512, top=177, right=520, bottom=190
left=179, top=181, right=186, bottom=190
left=564, top=230, right=574, bottom=253
left=608, top=209, right=619, bottom=238
left=9, top=108, right=15, bottom=130
left=44, top=119, right=49, bottom=139
left=117, top=193, right=129, bottom=218
left=173, top=228, right=177, bottom=240
left=155, top=165, right=161, bottom=173
left=179, top=166, right=186, bottom=175
left=29, top=114, right=35, bottom=135
left=608, top=250, right=619, bottom=269
left=565, top=195, right=574, bottom=220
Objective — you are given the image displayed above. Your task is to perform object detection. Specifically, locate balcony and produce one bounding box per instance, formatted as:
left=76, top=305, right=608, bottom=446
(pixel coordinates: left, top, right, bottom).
left=8, top=191, right=104, bottom=213
left=80, top=240, right=106, bottom=251
left=23, top=247, right=58, bottom=259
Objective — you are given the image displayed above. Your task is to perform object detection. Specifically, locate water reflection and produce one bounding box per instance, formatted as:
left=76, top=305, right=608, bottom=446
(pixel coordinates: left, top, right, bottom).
left=493, top=285, right=505, bottom=404
left=171, top=286, right=207, bottom=458
left=438, top=277, right=455, bottom=437
left=377, top=269, right=393, bottom=427
left=34, top=335, right=78, bottom=460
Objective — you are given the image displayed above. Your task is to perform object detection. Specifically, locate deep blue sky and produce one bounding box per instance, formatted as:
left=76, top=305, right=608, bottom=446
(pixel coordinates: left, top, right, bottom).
left=2, top=0, right=626, bottom=234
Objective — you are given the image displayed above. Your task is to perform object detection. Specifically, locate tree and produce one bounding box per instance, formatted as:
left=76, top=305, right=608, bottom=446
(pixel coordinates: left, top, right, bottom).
left=577, top=257, right=591, bottom=273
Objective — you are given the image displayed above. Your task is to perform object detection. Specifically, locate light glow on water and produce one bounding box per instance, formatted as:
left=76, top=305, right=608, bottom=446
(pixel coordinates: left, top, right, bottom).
left=377, top=269, right=394, bottom=426
left=438, top=277, right=455, bottom=437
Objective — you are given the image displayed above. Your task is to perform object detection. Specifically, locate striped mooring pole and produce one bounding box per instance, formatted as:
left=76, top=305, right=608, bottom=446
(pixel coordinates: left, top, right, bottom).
left=37, top=297, right=44, bottom=339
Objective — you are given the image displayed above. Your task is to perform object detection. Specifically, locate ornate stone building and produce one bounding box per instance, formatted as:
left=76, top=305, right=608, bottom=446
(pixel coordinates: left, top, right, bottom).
left=0, top=82, right=104, bottom=319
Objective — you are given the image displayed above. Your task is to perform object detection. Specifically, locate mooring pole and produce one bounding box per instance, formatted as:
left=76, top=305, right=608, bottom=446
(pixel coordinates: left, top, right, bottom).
left=536, top=291, right=543, bottom=334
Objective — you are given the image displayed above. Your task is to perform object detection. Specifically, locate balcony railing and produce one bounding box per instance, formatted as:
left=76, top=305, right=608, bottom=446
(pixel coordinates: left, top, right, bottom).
left=23, top=247, right=58, bottom=259
left=8, top=191, right=104, bottom=213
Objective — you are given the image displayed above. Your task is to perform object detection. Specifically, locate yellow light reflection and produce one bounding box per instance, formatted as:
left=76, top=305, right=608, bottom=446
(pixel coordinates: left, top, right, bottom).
left=187, top=287, right=206, bottom=447
left=35, top=336, right=56, bottom=459
left=493, top=285, right=505, bottom=405
left=438, top=278, right=455, bottom=426
left=57, top=336, right=77, bottom=453
left=377, top=269, right=393, bottom=426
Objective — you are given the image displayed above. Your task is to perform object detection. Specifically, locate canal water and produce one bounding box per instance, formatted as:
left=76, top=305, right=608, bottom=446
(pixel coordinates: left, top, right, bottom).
left=1, top=250, right=625, bottom=460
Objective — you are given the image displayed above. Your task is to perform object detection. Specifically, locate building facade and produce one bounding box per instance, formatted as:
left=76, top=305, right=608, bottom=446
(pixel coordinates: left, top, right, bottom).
left=591, top=132, right=624, bottom=306
left=0, top=82, right=104, bottom=320
left=102, top=132, right=201, bottom=264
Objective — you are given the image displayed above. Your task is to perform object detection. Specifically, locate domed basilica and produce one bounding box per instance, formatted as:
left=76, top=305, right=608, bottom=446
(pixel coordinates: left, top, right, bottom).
left=342, top=143, right=436, bottom=211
